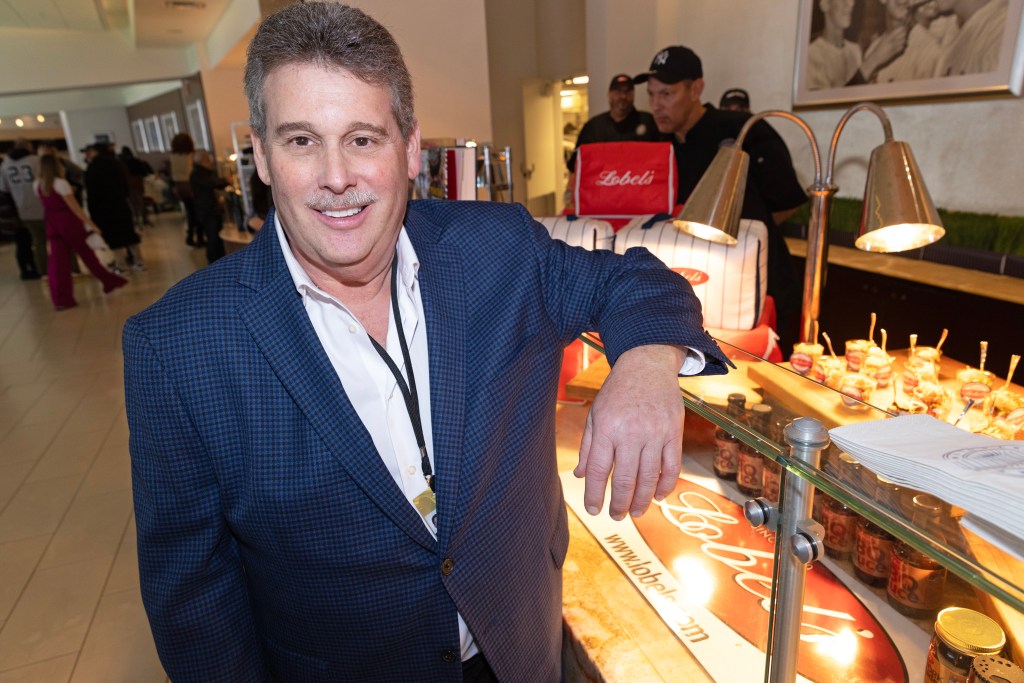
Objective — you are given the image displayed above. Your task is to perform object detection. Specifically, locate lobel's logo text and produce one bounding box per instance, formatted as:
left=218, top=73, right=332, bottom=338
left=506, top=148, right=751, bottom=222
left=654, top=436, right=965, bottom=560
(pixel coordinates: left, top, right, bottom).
left=595, top=170, right=655, bottom=187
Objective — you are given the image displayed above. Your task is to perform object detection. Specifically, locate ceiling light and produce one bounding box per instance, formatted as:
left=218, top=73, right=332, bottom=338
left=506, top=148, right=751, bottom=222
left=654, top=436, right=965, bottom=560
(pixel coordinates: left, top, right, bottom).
left=36, top=114, right=45, bottom=123
left=15, top=118, right=24, bottom=127
left=571, top=76, right=589, bottom=85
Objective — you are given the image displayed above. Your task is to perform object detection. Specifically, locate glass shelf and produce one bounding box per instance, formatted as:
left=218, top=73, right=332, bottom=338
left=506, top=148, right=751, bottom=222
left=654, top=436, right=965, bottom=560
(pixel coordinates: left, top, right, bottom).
left=577, top=331, right=1024, bottom=622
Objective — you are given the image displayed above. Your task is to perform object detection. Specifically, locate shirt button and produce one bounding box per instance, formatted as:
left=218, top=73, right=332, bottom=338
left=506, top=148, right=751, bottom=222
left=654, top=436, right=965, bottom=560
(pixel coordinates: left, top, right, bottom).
left=348, top=324, right=357, bottom=334
left=441, top=557, right=455, bottom=576
left=407, top=465, right=417, bottom=476
left=441, top=650, right=457, bottom=663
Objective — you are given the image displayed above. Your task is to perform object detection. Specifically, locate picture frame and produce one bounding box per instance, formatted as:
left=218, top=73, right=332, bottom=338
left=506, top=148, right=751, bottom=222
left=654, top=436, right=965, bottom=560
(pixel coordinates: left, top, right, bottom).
left=793, top=0, right=1024, bottom=107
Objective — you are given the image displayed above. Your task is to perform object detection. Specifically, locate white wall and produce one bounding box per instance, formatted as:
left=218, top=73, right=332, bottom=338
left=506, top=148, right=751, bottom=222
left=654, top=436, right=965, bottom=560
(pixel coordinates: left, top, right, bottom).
left=200, top=66, right=251, bottom=159
left=585, top=0, right=1024, bottom=216
left=60, top=106, right=133, bottom=166
left=352, top=0, right=493, bottom=143
left=0, top=29, right=197, bottom=95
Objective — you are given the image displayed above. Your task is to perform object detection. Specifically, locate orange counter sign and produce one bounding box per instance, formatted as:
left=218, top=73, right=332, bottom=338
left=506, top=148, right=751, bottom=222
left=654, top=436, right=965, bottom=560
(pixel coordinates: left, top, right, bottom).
left=562, top=472, right=921, bottom=682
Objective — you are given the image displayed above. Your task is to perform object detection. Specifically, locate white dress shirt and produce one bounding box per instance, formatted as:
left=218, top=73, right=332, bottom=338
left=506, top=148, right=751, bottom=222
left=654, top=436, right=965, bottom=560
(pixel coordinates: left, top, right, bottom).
left=274, top=215, right=480, bottom=661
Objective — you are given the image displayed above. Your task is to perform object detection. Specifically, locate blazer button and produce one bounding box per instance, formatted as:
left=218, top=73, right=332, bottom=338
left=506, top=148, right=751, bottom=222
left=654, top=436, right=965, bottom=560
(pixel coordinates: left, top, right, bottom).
left=441, top=557, right=455, bottom=576
left=442, top=650, right=457, bottom=663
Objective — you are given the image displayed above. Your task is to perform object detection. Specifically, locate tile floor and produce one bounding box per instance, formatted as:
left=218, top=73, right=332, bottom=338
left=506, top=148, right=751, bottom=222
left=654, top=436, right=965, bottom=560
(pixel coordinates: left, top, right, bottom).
left=0, top=213, right=207, bottom=682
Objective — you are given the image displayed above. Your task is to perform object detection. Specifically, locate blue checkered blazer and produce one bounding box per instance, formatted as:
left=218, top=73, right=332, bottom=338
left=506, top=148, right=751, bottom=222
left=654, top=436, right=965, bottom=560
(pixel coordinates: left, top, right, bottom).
left=124, top=200, right=727, bottom=682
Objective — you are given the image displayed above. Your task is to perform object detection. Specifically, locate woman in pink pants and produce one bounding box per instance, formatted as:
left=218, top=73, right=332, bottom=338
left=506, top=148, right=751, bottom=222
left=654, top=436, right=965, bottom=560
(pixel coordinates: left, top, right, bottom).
left=34, top=154, right=127, bottom=310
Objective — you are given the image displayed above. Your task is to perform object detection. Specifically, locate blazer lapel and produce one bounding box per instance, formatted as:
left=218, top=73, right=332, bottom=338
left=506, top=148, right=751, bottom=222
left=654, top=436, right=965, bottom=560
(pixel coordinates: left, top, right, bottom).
left=236, top=220, right=436, bottom=551
left=406, top=208, right=467, bottom=550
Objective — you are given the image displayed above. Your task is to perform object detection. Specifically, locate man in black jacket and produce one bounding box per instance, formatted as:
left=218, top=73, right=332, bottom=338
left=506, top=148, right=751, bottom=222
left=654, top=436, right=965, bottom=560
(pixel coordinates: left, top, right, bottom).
left=189, top=150, right=229, bottom=263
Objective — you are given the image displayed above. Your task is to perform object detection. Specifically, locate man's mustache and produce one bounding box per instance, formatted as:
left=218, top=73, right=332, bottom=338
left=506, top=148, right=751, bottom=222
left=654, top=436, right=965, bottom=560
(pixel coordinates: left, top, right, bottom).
left=306, top=191, right=378, bottom=211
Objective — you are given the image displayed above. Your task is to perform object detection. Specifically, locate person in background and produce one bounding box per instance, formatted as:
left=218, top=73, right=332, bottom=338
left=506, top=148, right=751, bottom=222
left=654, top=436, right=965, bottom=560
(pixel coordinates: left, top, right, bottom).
left=189, top=149, right=229, bottom=263
left=0, top=140, right=47, bottom=277
left=0, top=188, right=40, bottom=280
left=807, top=0, right=908, bottom=88
left=38, top=140, right=86, bottom=204
left=937, top=0, right=1007, bottom=76
left=247, top=169, right=272, bottom=231
left=719, top=88, right=751, bottom=113
left=170, top=132, right=202, bottom=247
left=34, top=154, right=126, bottom=309
left=638, top=45, right=807, bottom=348
left=564, top=73, right=659, bottom=209
left=124, top=4, right=729, bottom=682
left=84, top=143, right=144, bottom=273
left=120, top=146, right=154, bottom=228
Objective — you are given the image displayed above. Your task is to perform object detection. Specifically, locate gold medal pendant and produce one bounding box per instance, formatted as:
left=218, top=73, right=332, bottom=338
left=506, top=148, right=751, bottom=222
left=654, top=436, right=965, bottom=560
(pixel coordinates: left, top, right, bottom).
left=413, top=488, right=437, bottom=521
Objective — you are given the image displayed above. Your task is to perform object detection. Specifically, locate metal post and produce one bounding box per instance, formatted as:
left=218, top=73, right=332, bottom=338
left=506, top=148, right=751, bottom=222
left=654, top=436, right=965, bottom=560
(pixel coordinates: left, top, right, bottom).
left=800, top=186, right=836, bottom=343
left=769, top=418, right=830, bottom=682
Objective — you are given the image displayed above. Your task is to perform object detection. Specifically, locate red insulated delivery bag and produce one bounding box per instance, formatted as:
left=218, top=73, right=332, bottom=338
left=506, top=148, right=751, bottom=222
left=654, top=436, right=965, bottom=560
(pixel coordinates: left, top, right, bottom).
left=573, top=141, right=676, bottom=218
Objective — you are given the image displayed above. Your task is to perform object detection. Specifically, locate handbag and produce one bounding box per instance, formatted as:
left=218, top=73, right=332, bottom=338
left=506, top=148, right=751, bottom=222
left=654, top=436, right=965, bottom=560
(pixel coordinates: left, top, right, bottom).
left=85, top=231, right=114, bottom=263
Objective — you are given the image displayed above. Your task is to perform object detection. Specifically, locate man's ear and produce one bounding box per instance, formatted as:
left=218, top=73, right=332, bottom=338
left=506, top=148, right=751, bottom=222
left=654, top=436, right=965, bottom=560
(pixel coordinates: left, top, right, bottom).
left=406, top=121, right=422, bottom=180
left=252, top=135, right=271, bottom=186
left=692, top=78, right=706, bottom=102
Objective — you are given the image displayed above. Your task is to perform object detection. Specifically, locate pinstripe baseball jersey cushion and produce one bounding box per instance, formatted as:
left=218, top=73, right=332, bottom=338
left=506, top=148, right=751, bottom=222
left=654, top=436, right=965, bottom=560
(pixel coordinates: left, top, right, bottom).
left=614, top=216, right=767, bottom=331
left=533, top=215, right=615, bottom=251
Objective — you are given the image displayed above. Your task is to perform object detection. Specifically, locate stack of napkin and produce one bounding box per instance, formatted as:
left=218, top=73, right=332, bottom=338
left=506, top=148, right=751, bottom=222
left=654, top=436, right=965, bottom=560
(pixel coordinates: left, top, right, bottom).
left=829, top=414, right=1024, bottom=542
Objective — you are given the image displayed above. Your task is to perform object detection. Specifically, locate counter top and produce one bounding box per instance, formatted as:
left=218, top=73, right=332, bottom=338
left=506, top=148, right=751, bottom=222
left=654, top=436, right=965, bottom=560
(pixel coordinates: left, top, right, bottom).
left=786, top=237, right=1024, bottom=306
left=556, top=403, right=712, bottom=682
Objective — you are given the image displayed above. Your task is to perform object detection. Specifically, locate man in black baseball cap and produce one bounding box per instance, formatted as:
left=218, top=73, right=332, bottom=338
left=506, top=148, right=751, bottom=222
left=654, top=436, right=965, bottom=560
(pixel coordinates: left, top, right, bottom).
left=719, top=88, right=751, bottom=113
left=564, top=71, right=658, bottom=207
left=634, top=45, right=703, bottom=85
left=640, top=45, right=807, bottom=349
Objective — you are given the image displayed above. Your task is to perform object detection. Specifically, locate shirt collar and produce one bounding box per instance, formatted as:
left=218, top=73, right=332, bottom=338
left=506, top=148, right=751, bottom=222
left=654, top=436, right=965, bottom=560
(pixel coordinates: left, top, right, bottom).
left=274, top=212, right=420, bottom=300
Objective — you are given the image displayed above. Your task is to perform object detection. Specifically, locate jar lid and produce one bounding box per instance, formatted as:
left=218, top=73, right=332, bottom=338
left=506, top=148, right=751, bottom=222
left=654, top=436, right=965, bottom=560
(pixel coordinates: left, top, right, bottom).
left=970, top=656, right=1024, bottom=683
left=934, top=607, right=1006, bottom=656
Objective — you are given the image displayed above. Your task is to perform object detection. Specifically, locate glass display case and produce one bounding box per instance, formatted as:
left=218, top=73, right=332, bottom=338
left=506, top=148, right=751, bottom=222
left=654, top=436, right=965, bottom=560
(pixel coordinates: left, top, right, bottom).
left=560, top=336, right=1024, bottom=682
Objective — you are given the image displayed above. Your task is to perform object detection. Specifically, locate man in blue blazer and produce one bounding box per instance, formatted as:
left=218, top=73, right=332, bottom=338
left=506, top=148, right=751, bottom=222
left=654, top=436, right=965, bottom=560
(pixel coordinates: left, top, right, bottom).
left=124, top=4, right=729, bottom=682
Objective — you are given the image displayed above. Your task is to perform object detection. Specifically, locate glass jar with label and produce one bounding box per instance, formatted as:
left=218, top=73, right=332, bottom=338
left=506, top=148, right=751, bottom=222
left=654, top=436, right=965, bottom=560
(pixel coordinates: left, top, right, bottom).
left=761, top=417, right=786, bottom=504
left=823, top=495, right=858, bottom=561
left=887, top=494, right=947, bottom=619
left=737, top=403, right=772, bottom=496
left=713, top=393, right=746, bottom=481
left=854, top=476, right=899, bottom=587
left=968, top=656, right=1024, bottom=683
left=924, top=607, right=1006, bottom=683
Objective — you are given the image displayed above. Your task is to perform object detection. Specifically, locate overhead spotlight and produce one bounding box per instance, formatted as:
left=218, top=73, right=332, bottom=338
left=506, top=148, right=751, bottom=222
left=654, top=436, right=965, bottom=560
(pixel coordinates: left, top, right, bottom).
left=36, top=114, right=45, bottom=123
left=15, top=118, right=24, bottom=127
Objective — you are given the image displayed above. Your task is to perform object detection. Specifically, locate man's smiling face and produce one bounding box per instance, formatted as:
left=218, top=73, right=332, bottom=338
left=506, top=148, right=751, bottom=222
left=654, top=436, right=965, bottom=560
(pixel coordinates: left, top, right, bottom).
left=253, top=61, right=421, bottom=289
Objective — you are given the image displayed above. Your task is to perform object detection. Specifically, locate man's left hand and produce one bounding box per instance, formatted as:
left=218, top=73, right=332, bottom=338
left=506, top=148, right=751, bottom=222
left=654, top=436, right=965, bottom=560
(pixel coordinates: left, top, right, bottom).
left=574, top=344, right=685, bottom=520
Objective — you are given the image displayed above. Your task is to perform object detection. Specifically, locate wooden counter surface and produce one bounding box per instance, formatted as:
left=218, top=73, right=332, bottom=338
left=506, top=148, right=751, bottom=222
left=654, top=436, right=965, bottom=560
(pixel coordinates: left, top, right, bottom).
left=556, top=403, right=712, bottom=682
left=786, top=237, right=1024, bottom=307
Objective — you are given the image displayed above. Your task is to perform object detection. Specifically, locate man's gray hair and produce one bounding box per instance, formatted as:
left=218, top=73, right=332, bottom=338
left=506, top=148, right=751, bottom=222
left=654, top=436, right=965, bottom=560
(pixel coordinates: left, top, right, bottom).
left=244, top=2, right=415, bottom=142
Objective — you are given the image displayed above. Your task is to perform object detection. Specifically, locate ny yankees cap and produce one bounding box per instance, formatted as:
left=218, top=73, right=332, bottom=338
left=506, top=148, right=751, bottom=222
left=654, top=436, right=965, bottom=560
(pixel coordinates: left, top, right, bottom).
left=634, top=46, right=703, bottom=85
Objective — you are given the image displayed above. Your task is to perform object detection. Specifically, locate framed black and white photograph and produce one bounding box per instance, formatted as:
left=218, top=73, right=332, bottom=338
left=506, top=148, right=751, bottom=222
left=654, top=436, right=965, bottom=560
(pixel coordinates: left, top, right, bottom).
left=793, top=0, right=1024, bottom=106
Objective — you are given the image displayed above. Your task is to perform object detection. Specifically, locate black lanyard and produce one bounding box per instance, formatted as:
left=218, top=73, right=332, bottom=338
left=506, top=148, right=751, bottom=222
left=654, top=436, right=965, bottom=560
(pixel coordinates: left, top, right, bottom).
left=367, top=253, right=434, bottom=493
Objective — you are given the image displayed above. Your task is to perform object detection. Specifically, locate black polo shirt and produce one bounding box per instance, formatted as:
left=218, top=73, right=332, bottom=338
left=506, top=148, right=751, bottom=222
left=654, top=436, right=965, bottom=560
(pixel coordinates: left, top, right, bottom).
left=669, top=104, right=808, bottom=345
left=567, top=108, right=659, bottom=170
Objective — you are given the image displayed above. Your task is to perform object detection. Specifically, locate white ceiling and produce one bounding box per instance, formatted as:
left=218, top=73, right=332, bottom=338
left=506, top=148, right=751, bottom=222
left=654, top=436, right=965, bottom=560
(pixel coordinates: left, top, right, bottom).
left=0, top=0, right=235, bottom=132
left=0, top=0, right=230, bottom=47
